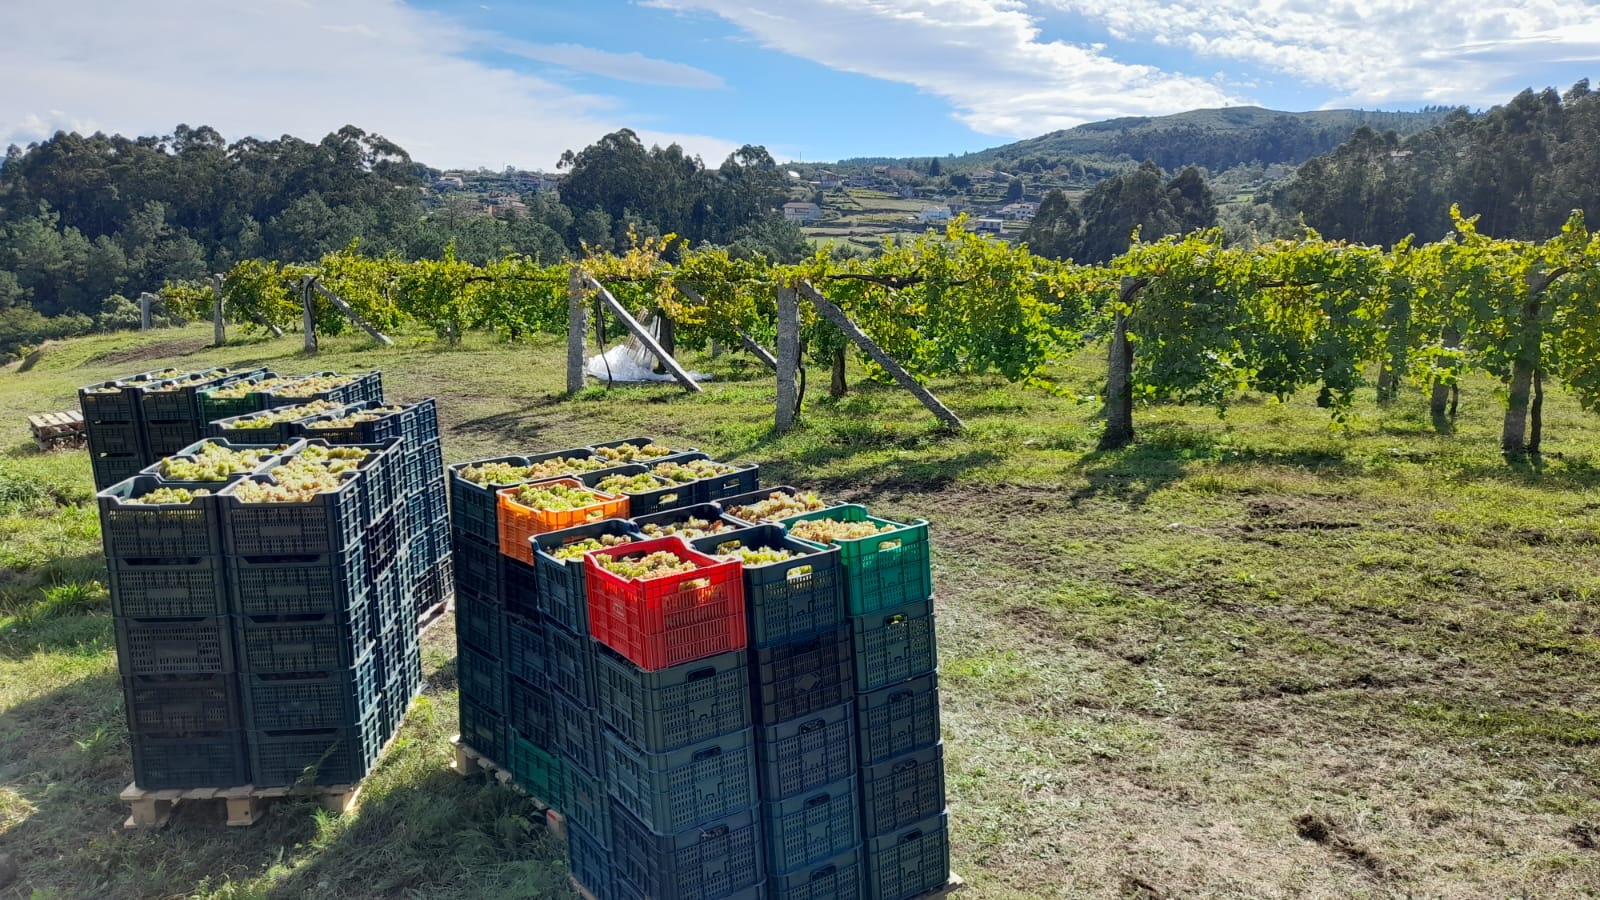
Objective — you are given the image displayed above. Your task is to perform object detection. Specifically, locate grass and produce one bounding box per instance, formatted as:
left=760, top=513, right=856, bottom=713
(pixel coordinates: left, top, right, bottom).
left=2, top=322, right=1600, bottom=898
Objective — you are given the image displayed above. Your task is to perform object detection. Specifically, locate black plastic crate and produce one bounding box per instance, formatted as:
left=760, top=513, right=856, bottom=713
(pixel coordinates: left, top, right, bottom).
left=142, top=438, right=296, bottom=484
left=595, top=648, right=750, bottom=754
left=109, top=557, right=228, bottom=618
left=765, top=776, right=861, bottom=876
left=852, top=599, right=937, bottom=694
left=145, top=419, right=206, bottom=458
left=771, top=845, right=864, bottom=900
left=99, top=476, right=225, bottom=559
left=131, top=731, right=247, bottom=789
left=552, top=687, right=606, bottom=777
left=759, top=703, right=855, bottom=802
left=228, top=546, right=367, bottom=618
left=219, top=474, right=367, bottom=557
left=611, top=802, right=765, bottom=900
left=458, top=590, right=505, bottom=657
left=589, top=437, right=698, bottom=466
left=381, top=627, right=422, bottom=710
left=459, top=698, right=510, bottom=766
left=458, top=644, right=506, bottom=712
left=561, top=742, right=612, bottom=840
left=374, top=552, right=405, bottom=632
left=86, top=420, right=145, bottom=456
left=250, top=709, right=382, bottom=787
left=262, top=371, right=383, bottom=409
left=366, top=506, right=404, bottom=578
left=577, top=465, right=695, bottom=518
left=533, top=519, right=643, bottom=634
left=752, top=627, right=854, bottom=726
left=508, top=675, right=554, bottom=748
left=207, top=406, right=321, bottom=444
left=690, top=524, right=844, bottom=648
left=198, top=374, right=275, bottom=424
left=422, top=553, right=454, bottom=618
left=79, top=376, right=152, bottom=424
left=698, top=462, right=760, bottom=503
left=606, top=728, right=758, bottom=834
left=405, top=440, right=446, bottom=499
left=242, top=648, right=381, bottom=730
left=295, top=397, right=437, bottom=447
left=115, top=616, right=234, bottom=675
left=92, top=452, right=148, bottom=491
left=545, top=620, right=596, bottom=704
left=719, top=485, right=843, bottom=526
left=448, top=455, right=533, bottom=547
left=452, top=534, right=504, bottom=603
left=861, top=743, right=945, bottom=838
left=236, top=608, right=375, bottom=674
left=505, top=555, right=541, bottom=621
left=864, top=812, right=948, bottom=900
left=142, top=368, right=266, bottom=424
left=503, top=611, right=546, bottom=686
left=630, top=504, right=744, bottom=541
left=856, top=673, right=940, bottom=766
left=510, top=734, right=562, bottom=807
left=408, top=475, right=448, bottom=533
left=569, top=820, right=618, bottom=900
left=123, top=673, right=242, bottom=735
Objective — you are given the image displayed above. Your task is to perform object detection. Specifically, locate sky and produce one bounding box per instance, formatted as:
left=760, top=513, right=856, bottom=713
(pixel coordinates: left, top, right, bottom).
left=2, top=0, right=1597, bottom=170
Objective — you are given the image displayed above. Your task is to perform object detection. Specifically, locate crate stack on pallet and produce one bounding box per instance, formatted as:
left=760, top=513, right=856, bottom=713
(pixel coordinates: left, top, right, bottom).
left=78, top=367, right=266, bottom=489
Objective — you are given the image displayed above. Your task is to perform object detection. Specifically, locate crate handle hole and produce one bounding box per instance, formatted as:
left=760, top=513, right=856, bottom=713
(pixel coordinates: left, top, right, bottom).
left=805, top=793, right=833, bottom=807
left=786, top=564, right=814, bottom=581
left=810, top=866, right=837, bottom=880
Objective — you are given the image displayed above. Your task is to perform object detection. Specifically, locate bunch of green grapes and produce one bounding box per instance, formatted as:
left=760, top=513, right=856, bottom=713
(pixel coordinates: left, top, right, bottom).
left=593, top=550, right=701, bottom=579
left=158, top=442, right=275, bottom=481
left=305, top=405, right=405, bottom=429
left=458, top=461, right=539, bottom=486
left=297, top=444, right=371, bottom=474
left=526, top=456, right=608, bottom=479
left=221, top=399, right=343, bottom=429
left=595, top=473, right=666, bottom=495
left=87, top=383, right=122, bottom=394
left=788, top=518, right=897, bottom=543
left=639, top=517, right=731, bottom=539
left=594, top=443, right=674, bottom=463
left=510, top=482, right=601, bottom=511
left=274, top=374, right=356, bottom=397
left=133, top=486, right=210, bottom=505
left=551, top=533, right=635, bottom=561
left=726, top=492, right=827, bottom=523
left=713, top=542, right=798, bottom=565
left=207, top=376, right=295, bottom=399
left=232, top=450, right=367, bottom=502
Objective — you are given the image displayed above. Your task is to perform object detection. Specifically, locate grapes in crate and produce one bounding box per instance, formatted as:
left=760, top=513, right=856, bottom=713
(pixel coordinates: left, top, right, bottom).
left=726, top=491, right=827, bottom=523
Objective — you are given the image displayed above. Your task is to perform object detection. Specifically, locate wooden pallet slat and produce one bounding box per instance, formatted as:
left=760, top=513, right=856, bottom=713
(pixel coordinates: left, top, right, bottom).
left=121, top=781, right=365, bottom=829
left=449, top=736, right=565, bottom=841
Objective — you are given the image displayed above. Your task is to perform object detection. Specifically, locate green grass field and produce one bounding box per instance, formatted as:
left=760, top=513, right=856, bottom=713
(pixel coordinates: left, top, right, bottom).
left=2, top=323, right=1599, bottom=898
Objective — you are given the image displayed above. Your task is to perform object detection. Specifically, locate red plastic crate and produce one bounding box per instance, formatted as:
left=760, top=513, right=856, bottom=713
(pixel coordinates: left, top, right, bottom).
left=497, top=478, right=629, bottom=564
left=584, top=536, right=746, bottom=671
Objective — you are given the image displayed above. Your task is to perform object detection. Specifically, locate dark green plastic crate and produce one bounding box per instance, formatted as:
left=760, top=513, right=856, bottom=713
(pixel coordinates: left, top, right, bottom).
left=144, top=419, right=205, bottom=457
left=458, top=589, right=505, bottom=657
left=228, top=546, right=368, bottom=618
left=605, top=728, right=758, bottom=834
left=453, top=528, right=504, bottom=600
left=510, top=735, right=562, bottom=808
left=772, top=845, right=864, bottom=900
left=857, top=673, right=940, bottom=766
left=569, top=820, right=618, bottom=900
left=578, top=465, right=694, bottom=518
left=98, top=476, right=225, bottom=558
left=242, top=648, right=381, bottom=730
left=595, top=648, right=750, bottom=753
left=92, top=452, right=147, bottom=491
left=533, top=519, right=644, bottom=634
left=764, top=776, right=861, bottom=876
left=752, top=626, right=853, bottom=726
left=294, top=397, right=436, bottom=446
left=629, top=503, right=744, bottom=540
left=561, top=754, right=612, bottom=845
left=458, top=643, right=506, bottom=711
left=197, top=372, right=280, bottom=423
left=219, top=473, right=367, bottom=556
left=131, top=731, right=247, bottom=789
left=459, top=698, right=510, bottom=766
left=780, top=505, right=931, bottom=616
left=851, top=599, right=937, bottom=694
left=86, top=420, right=145, bottom=456
left=689, top=524, right=843, bottom=648
left=236, top=607, right=375, bottom=674
left=250, top=709, right=382, bottom=787
left=503, top=611, right=546, bottom=686
left=545, top=621, right=596, bottom=704
left=508, top=675, right=554, bottom=749
left=261, top=371, right=383, bottom=409
left=115, top=616, right=234, bottom=675
left=109, top=557, right=228, bottom=618
left=505, top=555, right=541, bottom=620
left=448, top=454, right=535, bottom=547
left=123, top=673, right=242, bottom=735
left=864, top=811, right=948, bottom=900
left=552, top=687, right=606, bottom=777
left=861, top=743, right=945, bottom=838
left=610, top=803, right=765, bottom=900
left=759, top=703, right=855, bottom=802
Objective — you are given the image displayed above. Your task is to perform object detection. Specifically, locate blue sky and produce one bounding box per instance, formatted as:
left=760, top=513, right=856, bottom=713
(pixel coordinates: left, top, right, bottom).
left=3, top=0, right=1597, bottom=169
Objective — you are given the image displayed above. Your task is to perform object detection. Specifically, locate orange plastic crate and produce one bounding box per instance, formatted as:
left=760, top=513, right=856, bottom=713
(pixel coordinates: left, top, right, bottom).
left=497, top=478, right=629, bottom=564
left=584, top=536, right=746, bottom=671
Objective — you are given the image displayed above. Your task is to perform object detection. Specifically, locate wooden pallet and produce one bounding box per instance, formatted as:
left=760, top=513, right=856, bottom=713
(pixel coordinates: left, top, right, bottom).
left=119, top=781, right=363, bottom=829
left=449, top=736, right=565, bottom=841
left=568, top=872, right=964, bottom=899
left=27, top=410, right=85, bottom=451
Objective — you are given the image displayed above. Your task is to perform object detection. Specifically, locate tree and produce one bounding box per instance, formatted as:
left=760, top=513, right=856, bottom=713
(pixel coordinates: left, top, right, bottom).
left=1074, top=162, right=1182, bottom=263
left=1005, top=177, right=1024, bottom=201
left=1019, top=190, right=1080, bottom=261
left=928, top=158, right=942, bottom=177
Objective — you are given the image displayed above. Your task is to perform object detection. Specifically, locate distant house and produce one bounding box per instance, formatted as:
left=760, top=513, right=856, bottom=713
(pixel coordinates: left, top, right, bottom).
left=432, top=175, right=465, bottom=191
left=919, top=206, right=953, bottom=224
left=817, top=172, right=842, bottom=190
left=974, top=217, right=1005, bottom=234
left=783, top=202, right=822, bottom=224
left=999, top=202, right=1038, bottom=220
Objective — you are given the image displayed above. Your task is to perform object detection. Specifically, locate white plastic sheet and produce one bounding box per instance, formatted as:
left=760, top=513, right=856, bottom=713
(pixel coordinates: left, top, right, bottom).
left=585, top=316, right=711, bottom=384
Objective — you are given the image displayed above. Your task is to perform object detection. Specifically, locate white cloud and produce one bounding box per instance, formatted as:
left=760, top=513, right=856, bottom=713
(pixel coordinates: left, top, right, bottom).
left=0, top=0, right=739, bottom=169
left=1038, top=0, right=1600, bottom=108
left=642, top=0, right=1240, bottom=136
left=486, top=39, right=726, bottom=89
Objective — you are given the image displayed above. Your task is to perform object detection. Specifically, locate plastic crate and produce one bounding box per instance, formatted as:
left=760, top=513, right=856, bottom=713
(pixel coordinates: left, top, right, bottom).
left=771, top=846, right=864, bottom=900
left=585, top=536, right=746, bottom=672
left=552, top=688, right=606, bottom=779
left=589, top=438, right=702, bottom=468
left=534, top=519, right=642, bottom=635
left=262, top=371, right=383, bottom=408
left=131, top=731, right=247, bottom=789
left=503, top=611, right=546, bottom=685
left=79, top=375, right=156, bottom=424
left=109, top=557, right=228, bottom=618
left=447, top=450, right=596, bottom=546
left=141, top=437, right=296, bottom=483
left=115, top=616, right=234, bottom=675
left=861, top=743, right=945, bottom=838
left=690, top=524, right=844, bottom=648
left=781, top=506, right=932, bottom=616
left=499, top=554, right=537, bottom=620
left=578, top=466, right=695, bottom=518
left=569, top=820, right=618, bottom=900
left=250, top=709, right=383, bottom=787
left=458, top=644, right=506, bottom=711
left=421, top=553, right=454, bottom=619
left=86, top=420, right=145, bottom=456
left=197, top=372, right=283, bottom=423
left=366, top=506, right=404, bottom=578
left=406, top=440, right=446, bottom=499
left=459, top=698, right=510, bottom=766
left=381, top=630, right=422, bottom=712
left=606, top=728, right=758, bottom=834
left=207, top=405, right=323, bottom=444
left=98, top=476, right=225, bottom=558
left=227, top=546, right=368, bottom=618
left=242, top=649, right=381, bottom=730
left=852, top=599, right=937, bottom=694
left=236, top=608, right=375, bottom=674
left=457, top=591, right=505, bottom=657
left=864, top=812, right=948, bottom=900
left=545, top=620, right=596, bottom=704
left=144, top=419, right=205, bottom=457
left=123, top=673, right=242, bottom=735
left=218, top=474, right=365, bottom=557
left=142, top=367, right=266, bottom=424
left=630, top=504, right=743, bottom=541
left=508, top=675, right=554, bottom=748
left=92, top=452, right=148, bottom=491
left=295, top=398, right=438, bottom=447
left=408, top=474, right=448, bottom=534
left=510, top=734, right=563, bottom=807
left=611, top=803, right=765, bottom=900
left=753, top=627, right=854, bottom=727
left=765, top=776, right=861, bottom=876
left=498, top=478, right=629, bottom=565
left=682, top=461, right=761, bottom=504
left=595, top=648, right=750, bottom=753
left=759, top=703, right=856, bottom=802
left=374, top=554, right=405, bottom=632
left=562, top=760, right=612, bottom=843
left=857, top=674, right=940, bottom=766
left=720, top=486, right=843, bottom=526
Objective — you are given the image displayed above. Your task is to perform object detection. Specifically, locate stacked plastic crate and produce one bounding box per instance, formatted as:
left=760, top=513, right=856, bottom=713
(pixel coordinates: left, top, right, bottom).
left=79, top=367, right=268, bottom=489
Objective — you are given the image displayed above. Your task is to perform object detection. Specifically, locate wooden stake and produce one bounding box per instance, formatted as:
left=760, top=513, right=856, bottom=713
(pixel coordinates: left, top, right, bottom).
left=567, top=266, right=587, bottom=395
left=139, top=292, right=154, bottom=330
left=311, top=280, right=394, bottom=346
left=735, top=329, right=778, bottom=371
left=210, top=275, right=226, bottom=347
left=775, top=285, right=800, bottom=431
left=796, top=280, right=964, bottom=430
left=581, top=273, right=702, bottom=394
